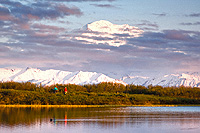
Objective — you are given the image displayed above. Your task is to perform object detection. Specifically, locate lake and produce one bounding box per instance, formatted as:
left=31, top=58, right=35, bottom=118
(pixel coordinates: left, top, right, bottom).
left=0, top=106, right=200, bottom=133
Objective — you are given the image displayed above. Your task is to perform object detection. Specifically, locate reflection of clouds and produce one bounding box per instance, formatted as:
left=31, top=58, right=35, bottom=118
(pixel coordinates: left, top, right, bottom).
left=1, top=107, right=200, bottom=132
left=52, top=107, right=200, bottom=133
left=180, top=122, right=200, bottom=131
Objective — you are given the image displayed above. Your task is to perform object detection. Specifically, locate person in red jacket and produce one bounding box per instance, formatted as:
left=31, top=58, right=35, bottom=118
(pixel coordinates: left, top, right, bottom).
left=64, top=87, right=67, bottom=95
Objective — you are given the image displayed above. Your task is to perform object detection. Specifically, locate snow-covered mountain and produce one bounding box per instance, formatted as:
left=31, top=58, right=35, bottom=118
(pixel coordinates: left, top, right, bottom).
left=0, top=68, right=200, bottom=87
left=74, top=20, right=143, bottom=47
left=122, top=72, right=200, bottom=87
left=0, top=67, right=125, bottom=86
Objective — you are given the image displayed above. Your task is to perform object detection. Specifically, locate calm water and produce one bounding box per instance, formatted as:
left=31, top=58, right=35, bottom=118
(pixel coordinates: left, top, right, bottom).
left=0, top=106, right=200, bottom=133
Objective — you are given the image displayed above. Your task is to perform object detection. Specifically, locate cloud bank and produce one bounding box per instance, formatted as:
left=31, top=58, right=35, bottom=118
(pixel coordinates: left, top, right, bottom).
left=0, top=0, right=200, bottom=77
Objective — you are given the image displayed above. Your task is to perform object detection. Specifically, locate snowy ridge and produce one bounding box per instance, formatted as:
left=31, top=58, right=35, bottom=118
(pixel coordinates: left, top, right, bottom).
left=0, top=68, right=200, bottom=87
left=75, top=20, right=143, bottom=47
left=0, top=68, right=125, bottom=86
left=122, top=72, right=200, bottom=87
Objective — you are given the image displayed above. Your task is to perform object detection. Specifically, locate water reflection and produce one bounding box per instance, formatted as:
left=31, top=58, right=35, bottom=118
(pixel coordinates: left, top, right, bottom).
left=0, top=107, right=200, bottom=133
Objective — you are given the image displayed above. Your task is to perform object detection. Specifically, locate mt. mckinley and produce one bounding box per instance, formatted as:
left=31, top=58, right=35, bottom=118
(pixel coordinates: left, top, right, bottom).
left=0, top=68, right=200, bottom=87
left=74, top=20, right=143, bottom=47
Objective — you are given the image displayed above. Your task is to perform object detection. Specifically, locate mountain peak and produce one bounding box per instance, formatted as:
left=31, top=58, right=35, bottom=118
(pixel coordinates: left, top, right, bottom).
left=75, top=20, right=143, bottom=47
left=87, top=20, right=113, bottom=31
left=89, top=20, right=113, bottom=26
left=86, top=20, right=142, bottom=34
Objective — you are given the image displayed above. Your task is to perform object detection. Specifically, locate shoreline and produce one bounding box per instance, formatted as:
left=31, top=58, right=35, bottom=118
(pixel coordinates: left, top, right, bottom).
left=0, top=104, right=199, bottom=108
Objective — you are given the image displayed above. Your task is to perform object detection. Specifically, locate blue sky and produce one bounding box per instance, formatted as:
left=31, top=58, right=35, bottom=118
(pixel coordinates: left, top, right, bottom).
left=66, top=0, right=200, bottom=31
left=0, top=0, right=200, bottom=77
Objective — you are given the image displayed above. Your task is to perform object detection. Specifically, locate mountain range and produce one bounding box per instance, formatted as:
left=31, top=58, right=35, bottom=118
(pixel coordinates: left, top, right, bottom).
left=0, top=68, right=200, bottom=87
left=0, top=68, right=125, bottom=86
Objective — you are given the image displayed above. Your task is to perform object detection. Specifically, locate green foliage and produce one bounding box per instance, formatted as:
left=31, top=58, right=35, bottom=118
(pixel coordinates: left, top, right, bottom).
left=0, top=81, right=200, bottom=105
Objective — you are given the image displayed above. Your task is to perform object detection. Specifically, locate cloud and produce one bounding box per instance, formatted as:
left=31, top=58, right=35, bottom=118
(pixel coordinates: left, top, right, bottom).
left=0, top=6, right=10, bottom=15
left=1, top=0, right=83, bottom=21
left=90, top=4, right=116, bottom=8
left=0, top=6, right=14, bottom=21
left=137, top=23, right=158, bottom=28
left=186, top=13, right=200, bottom=17
left=180, top=22, right=200, bottom=26
left=127, top=29, right=200, bottom=60
left=66, top=20, right=200, bottom=73
left=71, top=21, right=200, bottom=73
left=32, top=24, right=65, bottom=32
left=135, top=20, right=159, bottom=31
left=1, top=26, right=200, bottom=75
left=140, top=30, right=197, bottom=42
left=0, top=0, right=84, bottom=40
left=152, top=13, right=167, bottom=17
left=14, top=3, right=82, bottom=20
left=0, top=0, right=84, bottom=46
left=0, top=0, right=200, bottom=76
left=161, top=30, right=194, bottom=41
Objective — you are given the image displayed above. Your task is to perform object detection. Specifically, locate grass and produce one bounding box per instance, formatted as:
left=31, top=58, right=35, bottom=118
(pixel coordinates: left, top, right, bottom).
left=1, top=82, right=200, bottom=106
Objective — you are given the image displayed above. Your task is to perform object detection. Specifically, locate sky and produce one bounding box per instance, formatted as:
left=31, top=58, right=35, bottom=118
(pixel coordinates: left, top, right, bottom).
left=0, top=0, right=200, bottom=77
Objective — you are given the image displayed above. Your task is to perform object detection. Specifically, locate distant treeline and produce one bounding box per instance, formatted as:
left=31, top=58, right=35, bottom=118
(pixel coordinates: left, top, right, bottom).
left=0, top=81, right=200, bottom=105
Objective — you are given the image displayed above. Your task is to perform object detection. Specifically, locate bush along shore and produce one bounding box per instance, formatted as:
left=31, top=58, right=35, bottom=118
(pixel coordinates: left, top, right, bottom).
left=0, top=81, right=200, bottom=105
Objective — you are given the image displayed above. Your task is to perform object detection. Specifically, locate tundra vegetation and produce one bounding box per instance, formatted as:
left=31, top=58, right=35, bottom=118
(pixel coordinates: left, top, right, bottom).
left=0, top=82, right=200, bottom=105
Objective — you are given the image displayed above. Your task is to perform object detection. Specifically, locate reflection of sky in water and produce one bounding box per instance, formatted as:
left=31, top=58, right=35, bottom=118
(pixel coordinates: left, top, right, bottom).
left=108, top=106, right=200, bottom=114
left=0, top=107, right=200, bottom=133
left=133, top=106, right=200, bottom=113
